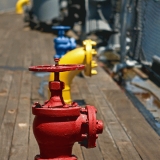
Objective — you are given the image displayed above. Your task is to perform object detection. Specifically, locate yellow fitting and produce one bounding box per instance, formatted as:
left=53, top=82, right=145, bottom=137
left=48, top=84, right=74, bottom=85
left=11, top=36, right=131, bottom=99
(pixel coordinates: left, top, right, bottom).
left=92, top=60, right=98, bottom=68
left=83, top=39, right=97, bottom=77
left=91, top=49, right=97, bottom=56
left=49, top=39, right=98, bottom=104
left=91, top=69, right=97, bottom=75
left=16, top=0, right=30, bottom=14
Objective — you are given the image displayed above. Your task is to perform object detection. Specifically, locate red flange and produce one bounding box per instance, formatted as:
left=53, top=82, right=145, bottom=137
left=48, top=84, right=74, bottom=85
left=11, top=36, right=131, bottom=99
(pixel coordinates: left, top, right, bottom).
left=79, top=106, right=103, bottom=148
left=87, top=105, right=98, bottom=148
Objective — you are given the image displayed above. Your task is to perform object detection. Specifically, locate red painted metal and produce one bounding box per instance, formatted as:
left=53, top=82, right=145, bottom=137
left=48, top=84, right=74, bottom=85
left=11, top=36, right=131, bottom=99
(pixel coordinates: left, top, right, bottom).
left=29, top=58, right=103, bottom=160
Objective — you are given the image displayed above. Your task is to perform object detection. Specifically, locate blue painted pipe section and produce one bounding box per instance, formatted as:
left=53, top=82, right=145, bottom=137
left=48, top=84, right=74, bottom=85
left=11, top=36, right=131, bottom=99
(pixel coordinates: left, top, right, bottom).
left=53, top=26, right=76, bottom=58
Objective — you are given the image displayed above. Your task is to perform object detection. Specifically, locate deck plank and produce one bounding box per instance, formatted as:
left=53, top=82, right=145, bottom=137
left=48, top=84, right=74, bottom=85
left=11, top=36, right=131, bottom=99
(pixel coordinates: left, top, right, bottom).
left=28, top=114, right=39, bottom=160
left=9, top=71, right=31, bottom=160
left=0, top=71, right=21, bottom=160
left=0, top=13, right=160, bottom=160
left=71, top=78, right=103, bottom=160
left=72, top=143, right=84, bottom=160
left=0, top=71, right=13, bottom=127
left=74, top=76, right=141, bottom=160
left=103, top=89, right=160, bottom=160
left=72, top=78, right=118, bottom=160
left=85, top=65, right=160, bottom=160
left=85, top=84, right=139, bottom=160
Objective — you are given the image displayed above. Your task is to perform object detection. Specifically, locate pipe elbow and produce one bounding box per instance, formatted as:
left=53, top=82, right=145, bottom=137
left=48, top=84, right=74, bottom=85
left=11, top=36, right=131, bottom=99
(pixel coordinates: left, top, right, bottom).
left=59, top=47, right=87, bottom=86
left=49, top=39, right=98, bottom=104
left=16, top=0, right=30, bottom=14
left=49, top=47, right=86, bottom=104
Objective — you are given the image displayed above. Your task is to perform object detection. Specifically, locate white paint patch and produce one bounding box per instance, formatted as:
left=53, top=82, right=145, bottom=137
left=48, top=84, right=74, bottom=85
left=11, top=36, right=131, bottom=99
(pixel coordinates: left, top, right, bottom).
left=18, top=123, right=27, bottom=128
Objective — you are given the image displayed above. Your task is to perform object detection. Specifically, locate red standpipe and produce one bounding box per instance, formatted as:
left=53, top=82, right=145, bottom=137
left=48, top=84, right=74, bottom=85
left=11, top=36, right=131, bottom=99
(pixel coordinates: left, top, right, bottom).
left=29, top=58, right=103, bottom=160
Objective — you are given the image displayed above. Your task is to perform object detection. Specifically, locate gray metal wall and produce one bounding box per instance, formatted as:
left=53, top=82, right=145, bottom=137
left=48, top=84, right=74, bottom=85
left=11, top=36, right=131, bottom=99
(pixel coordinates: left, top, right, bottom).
left=141, top=1, right=160, bottom=62
left=0, top=0, right=17, bottom=13
left=131, top=0, right=160, bottom=62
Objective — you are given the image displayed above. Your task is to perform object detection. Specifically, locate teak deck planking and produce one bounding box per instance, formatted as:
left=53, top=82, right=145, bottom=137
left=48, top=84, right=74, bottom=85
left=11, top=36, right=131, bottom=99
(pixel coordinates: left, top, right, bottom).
left=0, top=12, right=160, bottom=160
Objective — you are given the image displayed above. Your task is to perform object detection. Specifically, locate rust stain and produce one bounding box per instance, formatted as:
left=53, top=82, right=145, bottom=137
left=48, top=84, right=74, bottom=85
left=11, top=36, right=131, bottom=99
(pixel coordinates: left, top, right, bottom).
left=0, top=89, right=7, bottom=96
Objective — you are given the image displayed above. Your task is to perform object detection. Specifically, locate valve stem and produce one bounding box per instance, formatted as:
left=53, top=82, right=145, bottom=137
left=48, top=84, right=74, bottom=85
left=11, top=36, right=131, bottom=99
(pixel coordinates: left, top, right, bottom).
left=54, top=58, right=59, bottom=66
left=54, top=58, right=60, bottom=81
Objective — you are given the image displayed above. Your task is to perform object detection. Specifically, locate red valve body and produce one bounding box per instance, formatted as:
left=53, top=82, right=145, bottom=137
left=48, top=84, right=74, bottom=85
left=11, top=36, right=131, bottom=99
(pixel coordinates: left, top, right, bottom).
left=33, top=105, right=103, bottom=160
left=29, top=61, right=103, bottom=160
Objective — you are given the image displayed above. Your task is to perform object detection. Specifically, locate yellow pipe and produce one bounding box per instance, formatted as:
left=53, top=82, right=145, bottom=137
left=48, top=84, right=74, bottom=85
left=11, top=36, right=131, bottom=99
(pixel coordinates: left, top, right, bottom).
left=16, top=0, right=30, bottom=14
left=49, top=39, right=98, bottom=104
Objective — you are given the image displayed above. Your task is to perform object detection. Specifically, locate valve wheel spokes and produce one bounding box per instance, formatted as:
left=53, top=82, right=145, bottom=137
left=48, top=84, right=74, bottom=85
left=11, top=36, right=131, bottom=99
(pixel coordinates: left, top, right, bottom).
left=29, top=64, right=85, bottom=72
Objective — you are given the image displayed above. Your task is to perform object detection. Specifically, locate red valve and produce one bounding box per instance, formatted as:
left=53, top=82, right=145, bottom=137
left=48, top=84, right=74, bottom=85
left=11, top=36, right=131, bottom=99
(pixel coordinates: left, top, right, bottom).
left=29, top=58, right=85, bottom=108
left=29, top=58, right=103, bottom=160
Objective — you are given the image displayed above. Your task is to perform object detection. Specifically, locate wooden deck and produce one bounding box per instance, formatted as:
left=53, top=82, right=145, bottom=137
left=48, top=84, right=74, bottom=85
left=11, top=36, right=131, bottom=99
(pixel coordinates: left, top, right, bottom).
left=0, top=12, right=160, bottom=160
